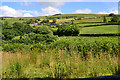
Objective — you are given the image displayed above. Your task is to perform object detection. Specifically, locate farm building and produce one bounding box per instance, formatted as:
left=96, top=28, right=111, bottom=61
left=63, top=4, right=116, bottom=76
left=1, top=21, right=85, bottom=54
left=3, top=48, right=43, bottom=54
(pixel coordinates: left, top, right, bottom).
left=65, top=21, right=72, bottom=24
left=29, top=23, right=38, bottom=26
left=38, top=23, right=44, bottom=25
left=48, top=23, right=58, bottom=26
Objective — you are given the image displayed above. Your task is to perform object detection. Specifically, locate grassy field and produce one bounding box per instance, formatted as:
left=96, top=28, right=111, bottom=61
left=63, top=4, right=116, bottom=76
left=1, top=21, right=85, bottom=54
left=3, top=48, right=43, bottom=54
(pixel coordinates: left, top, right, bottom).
left=48, top=14, right=107, bottom=18
left=2, top=36, right=119, bottom=78
left=74, top=17, right=111, bottom=23
left=1, top=13, right=119, bottom=79
left=80, top=25, right=118, bottom=34
left=76, top=23, right=105, bottom=27
left=2, top=50, right=118, bottom=78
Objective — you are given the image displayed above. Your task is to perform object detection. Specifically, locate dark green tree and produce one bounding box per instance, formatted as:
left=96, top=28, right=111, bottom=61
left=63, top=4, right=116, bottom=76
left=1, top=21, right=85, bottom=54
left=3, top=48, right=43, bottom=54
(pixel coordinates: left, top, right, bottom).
left=109, top=13, right=114, bottom=17
left=57, top=24, right=79, bottom=36
left=103, top=16, right=107, bottom=23
left=111, top=15, right=119, bottom=22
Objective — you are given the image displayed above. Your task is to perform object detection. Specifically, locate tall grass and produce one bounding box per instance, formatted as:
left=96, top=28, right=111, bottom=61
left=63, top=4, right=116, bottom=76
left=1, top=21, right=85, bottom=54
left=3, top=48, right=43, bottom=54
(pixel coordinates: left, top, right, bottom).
left=2, top=48, right=118, bottom=79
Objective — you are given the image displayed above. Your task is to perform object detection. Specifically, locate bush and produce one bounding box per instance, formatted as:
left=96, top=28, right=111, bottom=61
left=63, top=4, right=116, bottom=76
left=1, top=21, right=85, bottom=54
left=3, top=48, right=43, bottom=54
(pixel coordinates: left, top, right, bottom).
left=2, top=29, right=19, bottom=40
left=34, top=25, right=53, bottom=35
left=110, top=15, right=119, bottom=22
left=57, top=24, right=79, bottom=36
left=11, top=32, right=58, bottom=44
left=13, top=22, right=34, bottom=35
left=18, top=34, right=33, bottom=44
left=41, top=19, right=49, bottom=23
left=30, top=43, right=46, bottom=50
left=2, top=43, right=29, bottom=52
left=109, top=13, right=115, bottom=17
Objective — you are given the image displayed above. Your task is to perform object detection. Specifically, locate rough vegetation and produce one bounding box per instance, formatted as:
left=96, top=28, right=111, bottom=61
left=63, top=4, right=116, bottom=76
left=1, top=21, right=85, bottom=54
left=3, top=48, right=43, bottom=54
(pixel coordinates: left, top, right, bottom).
left=1, top=13, right=120, bottom=79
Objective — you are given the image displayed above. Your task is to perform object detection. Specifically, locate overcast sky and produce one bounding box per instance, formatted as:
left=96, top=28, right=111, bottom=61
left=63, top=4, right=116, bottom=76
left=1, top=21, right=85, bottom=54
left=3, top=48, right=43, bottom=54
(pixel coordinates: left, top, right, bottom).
left=0, top=1, right=118, bottom=17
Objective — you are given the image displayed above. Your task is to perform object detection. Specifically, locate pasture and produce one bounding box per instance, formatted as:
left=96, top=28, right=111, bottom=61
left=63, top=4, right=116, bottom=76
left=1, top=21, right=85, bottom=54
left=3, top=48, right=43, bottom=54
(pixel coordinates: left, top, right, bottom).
left=2, top=36, right=119, bottom=78
left=1, top=13, right=119, bottom=79
left=80, top=25, right=118, bottom=34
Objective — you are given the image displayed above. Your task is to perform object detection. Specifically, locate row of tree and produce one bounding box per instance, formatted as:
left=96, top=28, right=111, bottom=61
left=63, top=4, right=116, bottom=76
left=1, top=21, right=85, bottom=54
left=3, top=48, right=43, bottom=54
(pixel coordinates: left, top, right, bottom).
left=103, top=14, right=119, bottom=23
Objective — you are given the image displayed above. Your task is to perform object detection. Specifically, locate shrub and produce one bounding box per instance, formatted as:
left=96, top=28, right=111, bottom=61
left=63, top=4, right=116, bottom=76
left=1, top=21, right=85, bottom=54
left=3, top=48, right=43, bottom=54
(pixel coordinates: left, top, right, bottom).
left=109, top=13, right=115, bottom=17
left=18, top=34, right=33, bottom=44
left=34, top=25, right=53, bottom=35
left=57, top=24, right=80, bottom=36
left=2, top=43, right=29, bottom=52
left=110, top=15, right=119, bottom=22
left=2, top=29, right=19, bottom=40
left=13, top=22, right=34, bottom=35
left=11, top=32, right=58, bottom=44
left=41, top=19, right=49, bottom=23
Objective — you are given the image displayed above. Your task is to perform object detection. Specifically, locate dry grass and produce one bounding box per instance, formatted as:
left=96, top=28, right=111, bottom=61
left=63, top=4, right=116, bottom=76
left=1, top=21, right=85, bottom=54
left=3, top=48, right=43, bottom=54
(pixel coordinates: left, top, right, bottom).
left=2, top=49, right=118, bottom=78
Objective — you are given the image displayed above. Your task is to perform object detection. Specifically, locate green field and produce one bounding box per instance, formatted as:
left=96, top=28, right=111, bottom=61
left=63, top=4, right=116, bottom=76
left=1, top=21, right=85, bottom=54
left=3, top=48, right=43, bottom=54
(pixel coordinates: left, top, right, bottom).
left=76, top=23, right=105, bottom=27
left=1, top=13, right=120, bottom=79
left=80, top=25, right=118, bottom=34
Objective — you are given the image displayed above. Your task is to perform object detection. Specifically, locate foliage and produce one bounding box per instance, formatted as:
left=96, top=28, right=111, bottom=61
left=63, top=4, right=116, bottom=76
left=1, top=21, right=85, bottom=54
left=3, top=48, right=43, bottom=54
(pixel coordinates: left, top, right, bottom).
left=13, top=22, right=34, bottom=35
left=103, top=16, right=107, bottom=23
left=34, top=25, right=53, bottom=35
left=41, top=19, right=49, bottom=23
left=2, top=43, right=30, bottom=52
left=50, top=37, right=119, bottom=56
left=1, top=13, right=119, bottom=78
left=109, top=13, right=115, bottom=17
left=11, top=32, right=57, bottom=44
left=2, top=22, right=34, bottom=40
left=26, top=19, right=33, bottom=24
left=57, top=24, right=80, bottom=36
left=110, top=15, right=119, bottom=22
left=2, top=48, right=118, bottom=78
left=2, top=29, right=19, bottom=40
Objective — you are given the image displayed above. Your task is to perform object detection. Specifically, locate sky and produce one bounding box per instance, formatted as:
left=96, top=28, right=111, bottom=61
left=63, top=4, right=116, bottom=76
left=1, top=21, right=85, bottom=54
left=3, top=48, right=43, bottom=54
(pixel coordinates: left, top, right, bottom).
left=0, top=1, right=119, bottom=17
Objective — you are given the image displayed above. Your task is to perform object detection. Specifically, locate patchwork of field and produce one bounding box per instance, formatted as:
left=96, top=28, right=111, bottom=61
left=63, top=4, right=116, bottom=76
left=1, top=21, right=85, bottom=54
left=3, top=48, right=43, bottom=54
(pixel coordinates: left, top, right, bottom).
left=1, top=13, right=120, bottom=79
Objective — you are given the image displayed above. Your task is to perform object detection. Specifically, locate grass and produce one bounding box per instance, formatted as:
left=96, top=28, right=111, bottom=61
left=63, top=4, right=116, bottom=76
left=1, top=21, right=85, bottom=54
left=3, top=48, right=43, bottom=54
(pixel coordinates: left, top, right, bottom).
left=2, top=36, right=119, bottom=78
left=75, top=17, right=111, bottom=23
left=76, top=23, right=105, bottom=27
left=1, top=13, right=119, bottom=79
left=2, top=49, right=118, bottom=79
left=80, top=25, right=118, bottom=34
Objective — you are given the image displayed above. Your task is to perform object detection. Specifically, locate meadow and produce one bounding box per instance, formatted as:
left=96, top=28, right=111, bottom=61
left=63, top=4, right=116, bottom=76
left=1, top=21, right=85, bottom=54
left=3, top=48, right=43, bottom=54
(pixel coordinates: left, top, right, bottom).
left=80, top=25, right=118, bottom=34
left=2, top=36, right=119, bottom=78
left=1, top=13, right=120, bottom=79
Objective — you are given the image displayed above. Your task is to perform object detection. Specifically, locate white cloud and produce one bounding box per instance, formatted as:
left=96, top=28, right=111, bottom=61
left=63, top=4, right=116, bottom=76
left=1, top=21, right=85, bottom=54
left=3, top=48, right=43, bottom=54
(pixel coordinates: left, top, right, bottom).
left=98, top=11, right=109, bottom=14
left=98, top=10, right=118, bottom=14
left=18, top=10, right=40, bottom=15
left=0, top=6, right=22, bottom=17
left=23, top=13, right=33, bottom=17
left=41, top=6, right=62, bottom=16
left=110, top=10, right=118, bottom=14
left=0, top=6, right=38, bottom=17
left=74, top=9, right=91, bottom=14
